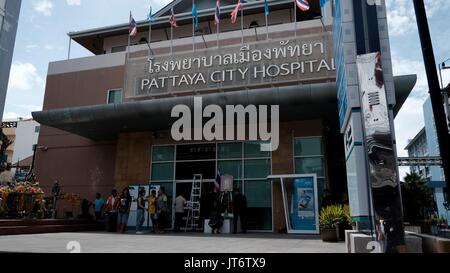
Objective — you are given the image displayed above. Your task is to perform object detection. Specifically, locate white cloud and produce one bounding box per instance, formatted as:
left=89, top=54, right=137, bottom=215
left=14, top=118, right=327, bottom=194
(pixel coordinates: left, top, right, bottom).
left=33, top=0, right=54, bottom=16
left=66, top=0, right=81, bottom=6
left=386, top=0, right=450, bottom=36
left=392, top=53, right=428, bottom=98
left=7, top=62, right=44, bottom=92
left=2, top=112, right=32, bottom=121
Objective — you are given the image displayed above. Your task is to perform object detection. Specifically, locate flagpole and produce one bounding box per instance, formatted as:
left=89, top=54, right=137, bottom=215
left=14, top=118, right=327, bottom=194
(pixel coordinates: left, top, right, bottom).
left=192, top=0, right=195, bottom=52
left=127, top=14, right=131, bottom=61
left=265, top=1, right=269, bottom=41
left=240, top=1, right=244, bottom=45
left=217, top=5, right=220, bottom=49
left=294, top=1, right=297, bottom=39
left=171, top=23, right=174, bottom=55
left=148, top=18, right=152, bottom=56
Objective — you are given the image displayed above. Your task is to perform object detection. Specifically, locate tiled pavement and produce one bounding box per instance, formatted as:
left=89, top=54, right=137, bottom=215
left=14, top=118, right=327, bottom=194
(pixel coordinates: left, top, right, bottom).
left=0, top=232, right=346, bottom=253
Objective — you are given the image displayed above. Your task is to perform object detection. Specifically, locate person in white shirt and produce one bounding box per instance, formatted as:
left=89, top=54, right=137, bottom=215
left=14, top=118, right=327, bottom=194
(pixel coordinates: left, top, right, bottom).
left=174, top=193, right=187, bottom=232
left=0, top=164, right=14, bottom=186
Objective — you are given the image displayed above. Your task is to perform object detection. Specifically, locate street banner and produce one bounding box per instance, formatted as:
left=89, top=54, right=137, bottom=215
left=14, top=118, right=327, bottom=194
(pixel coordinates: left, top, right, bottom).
left=357, top=52, right=405, bottom=252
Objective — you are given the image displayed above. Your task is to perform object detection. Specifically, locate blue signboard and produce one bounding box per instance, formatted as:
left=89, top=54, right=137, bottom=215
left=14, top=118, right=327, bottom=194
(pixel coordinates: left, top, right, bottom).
left=290, top=177, right=317, bottom=231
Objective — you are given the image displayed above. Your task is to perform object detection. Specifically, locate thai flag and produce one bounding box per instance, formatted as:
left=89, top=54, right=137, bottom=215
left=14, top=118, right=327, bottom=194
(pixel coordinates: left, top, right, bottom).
left=295, top=0, right=310, bottom=12
left=214, top=0, right=220, bottom=25
left=215, top=170, right=221, bottom=190
left=129, top=12, right=138, bottom=37
left=230, top=0, right=241, bottom=24
left=170, top=8, right=178, bottom=28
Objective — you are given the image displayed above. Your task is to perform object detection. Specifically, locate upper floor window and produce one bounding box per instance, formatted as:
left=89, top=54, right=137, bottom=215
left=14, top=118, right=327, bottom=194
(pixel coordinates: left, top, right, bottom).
left=107, top=89, right=123, bottom=104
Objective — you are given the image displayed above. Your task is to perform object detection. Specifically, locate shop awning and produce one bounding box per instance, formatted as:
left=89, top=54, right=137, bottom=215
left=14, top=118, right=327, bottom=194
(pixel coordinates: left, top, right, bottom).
left=32, top=75, right=417, bottom=141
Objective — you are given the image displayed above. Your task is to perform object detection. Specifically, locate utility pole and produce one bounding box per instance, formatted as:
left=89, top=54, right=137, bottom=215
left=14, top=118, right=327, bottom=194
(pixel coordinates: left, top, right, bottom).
left=413, top=0, right=450, bottom=201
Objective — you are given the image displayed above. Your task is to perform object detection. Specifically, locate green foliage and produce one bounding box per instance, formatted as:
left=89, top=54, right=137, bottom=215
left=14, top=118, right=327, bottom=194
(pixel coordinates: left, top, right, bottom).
left=401, top=173, right=435, bottom=224
left=319, top=204, right=346, bottom=229
left=429, top=214, right=446, bottom=226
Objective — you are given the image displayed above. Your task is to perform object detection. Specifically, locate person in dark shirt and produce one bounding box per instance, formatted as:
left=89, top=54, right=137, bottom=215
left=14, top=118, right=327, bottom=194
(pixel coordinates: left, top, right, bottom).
left=233, top=188, right=247, bottom=234
left=117, top=187, right=132, bottom=233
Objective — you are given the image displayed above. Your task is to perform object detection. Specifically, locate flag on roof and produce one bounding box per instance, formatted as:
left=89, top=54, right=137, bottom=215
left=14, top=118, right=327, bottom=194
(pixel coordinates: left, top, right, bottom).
left=214, top=0, right=220, bottom=25
left=215, top=170, right=221, bottom=190
left=147, top=6, right=155, bottom=23
left=169, top=8, right=178, bottom=28
left=192, top=3, right=199, bottom=31
left=231, top=0, right=242, bottom=24
left=295, top=0, right=310, bottom=12
left=129, top=12, right=138, bottom=36
left=264, top=0, right=270, bottom=16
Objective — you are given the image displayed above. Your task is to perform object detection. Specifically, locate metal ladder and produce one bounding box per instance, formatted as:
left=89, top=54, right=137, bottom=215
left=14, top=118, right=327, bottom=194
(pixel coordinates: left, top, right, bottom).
left=185, top=174, right=203, bottom=231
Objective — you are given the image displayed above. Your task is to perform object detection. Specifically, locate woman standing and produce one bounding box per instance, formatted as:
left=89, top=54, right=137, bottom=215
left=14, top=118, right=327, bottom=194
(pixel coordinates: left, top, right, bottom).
left=156, top=187, right=168, bottom=233
left=117, top=187, right=132, bottom=233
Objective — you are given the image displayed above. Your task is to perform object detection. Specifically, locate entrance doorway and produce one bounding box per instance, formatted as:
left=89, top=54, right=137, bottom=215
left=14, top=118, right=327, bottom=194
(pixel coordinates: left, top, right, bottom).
left=150, top=142, right=273, bottom=231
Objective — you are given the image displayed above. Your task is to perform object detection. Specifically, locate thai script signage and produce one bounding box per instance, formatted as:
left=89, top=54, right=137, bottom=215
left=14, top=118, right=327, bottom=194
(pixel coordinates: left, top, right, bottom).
left=125, top=33, right=335, bottom=98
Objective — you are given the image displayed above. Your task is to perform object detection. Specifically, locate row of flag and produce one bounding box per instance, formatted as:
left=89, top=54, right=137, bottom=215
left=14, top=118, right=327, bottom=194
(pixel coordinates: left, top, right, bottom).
left=129, top=0, right=329, bottom=37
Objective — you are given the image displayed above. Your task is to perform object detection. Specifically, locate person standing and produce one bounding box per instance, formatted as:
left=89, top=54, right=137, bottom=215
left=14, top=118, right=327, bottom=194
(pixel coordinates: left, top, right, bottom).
left=157, top=187, right=168, bottom=233
left=233, top=188, right=247, bottom=234
left=105, top=189, right=119, bottom=232
left=136, top=188, right=146, bottom=234
left=0, top=164, right=14, bottom=186
left=94, top=193, right=105, bottom=221
left=174, top=193, right=187, bottom=232
left=208, top=187, right=223, bottom=234
left=117, top=187, right=132, bottom=233
left=147, top=189, right=158, bottom=232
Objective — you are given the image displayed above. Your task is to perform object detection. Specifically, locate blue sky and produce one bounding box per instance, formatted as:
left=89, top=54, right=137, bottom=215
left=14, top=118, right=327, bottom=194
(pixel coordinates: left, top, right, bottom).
left=3, top=0, right=450, bottom=176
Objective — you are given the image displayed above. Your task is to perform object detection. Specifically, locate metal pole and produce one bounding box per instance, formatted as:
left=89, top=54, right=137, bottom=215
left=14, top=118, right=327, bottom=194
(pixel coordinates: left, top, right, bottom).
left=192, top=0, right=195, bottom=52
left=217, top=8, right=220, bottom=49
left=294, top=3, right=297, bottom=39
left=265, top=12, right=269, bottom=41
left=241, top=2, right=244, bottom=45
left=67, top=37, right=71, bottom=60
left=171, top=22, right=174, bottom=55
left=413, top=0, right=450, bottom=201
left=148, top=19, right=152, bottom=56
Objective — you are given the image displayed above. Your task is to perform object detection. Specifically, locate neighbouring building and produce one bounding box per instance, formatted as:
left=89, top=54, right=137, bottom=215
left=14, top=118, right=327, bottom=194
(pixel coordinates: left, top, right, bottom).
left=405, top=97, right=449, bottom=221
left=405, top=128, right=429, bottom=178
left=32, top=0, right=416, bottom=232
left=0, top=0, right=22, bottom=121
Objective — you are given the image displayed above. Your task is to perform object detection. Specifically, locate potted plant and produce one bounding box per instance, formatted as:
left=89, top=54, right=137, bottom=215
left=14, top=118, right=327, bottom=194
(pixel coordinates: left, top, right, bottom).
left=337, top=205, right=353, bottom=241
left=319, top=205, right=344, bottom=242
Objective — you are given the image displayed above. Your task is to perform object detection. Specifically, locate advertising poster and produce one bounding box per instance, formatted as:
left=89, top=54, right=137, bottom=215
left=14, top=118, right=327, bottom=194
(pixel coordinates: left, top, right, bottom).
left=290, top=177, right=317, bottom=231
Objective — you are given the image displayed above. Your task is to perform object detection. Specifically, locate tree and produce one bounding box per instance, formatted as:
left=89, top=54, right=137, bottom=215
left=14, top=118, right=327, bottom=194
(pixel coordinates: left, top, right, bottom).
left=401, top=172, right=435, bottom=224
left=0, top=129, right=13, bottom=173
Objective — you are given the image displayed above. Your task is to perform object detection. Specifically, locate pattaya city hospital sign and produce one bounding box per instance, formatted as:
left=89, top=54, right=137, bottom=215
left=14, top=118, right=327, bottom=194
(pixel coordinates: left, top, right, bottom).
left=125, top=33, right=335, bottom=97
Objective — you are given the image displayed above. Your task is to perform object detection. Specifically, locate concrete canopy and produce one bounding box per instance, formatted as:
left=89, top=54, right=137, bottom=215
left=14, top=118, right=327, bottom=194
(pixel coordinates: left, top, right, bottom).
left=32, top=75, right=417, bottom=141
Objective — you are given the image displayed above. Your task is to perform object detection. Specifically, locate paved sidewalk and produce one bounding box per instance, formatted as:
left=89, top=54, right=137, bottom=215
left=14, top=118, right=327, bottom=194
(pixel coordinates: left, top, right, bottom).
left=0, top=232, right=346, bottom=253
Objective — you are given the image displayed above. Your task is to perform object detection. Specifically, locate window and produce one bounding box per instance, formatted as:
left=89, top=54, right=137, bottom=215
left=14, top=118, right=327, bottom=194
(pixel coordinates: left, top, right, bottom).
left=34, top=126, right=40, bottom=133
left=294, top=137, right=326, bottom=206
left=107, top=89, right=122, bottom=104
left=111, top=45, right=127, bottom=53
